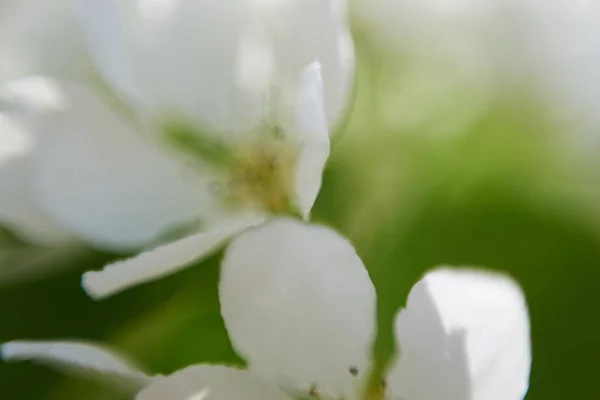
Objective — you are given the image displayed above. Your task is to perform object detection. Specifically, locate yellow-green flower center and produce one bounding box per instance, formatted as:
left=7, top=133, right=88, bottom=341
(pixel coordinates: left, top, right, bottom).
left=220, top=139, right=296, bottom=213
left=164, top=121, right=298, bottom=215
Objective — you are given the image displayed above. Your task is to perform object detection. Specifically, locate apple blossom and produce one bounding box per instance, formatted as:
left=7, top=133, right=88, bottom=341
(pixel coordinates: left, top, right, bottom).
left=4, top=219, right=531, bottom=400
left=1, top=0, right=352, bottom=267
left=80, top=61, right=331, bottom=298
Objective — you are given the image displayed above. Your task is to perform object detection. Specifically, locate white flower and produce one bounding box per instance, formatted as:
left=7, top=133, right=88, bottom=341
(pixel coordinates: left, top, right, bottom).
left=79, top=62, right=332, bottom=299
left=220, top=219, right=531, bottom=400
left=350, top=0, right=500, bottom=52
left=513, top=0, right=600, bottom=153
left=3, top=218, right=532, bottom=400
left=78, top=0, right=353, bottom=136
left=347, top=0, right=499, bottom=140
left=0, top=0, right=352, bottom=249
left=350, top=0, right=600, bottom=149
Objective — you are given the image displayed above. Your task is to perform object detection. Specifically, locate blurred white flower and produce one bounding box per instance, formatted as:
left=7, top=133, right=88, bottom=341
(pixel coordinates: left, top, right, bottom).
left=350, top=0, right=600, bottom=147
left=4, top=218, right=532, bottom=400
left=0, top=0, right=352, bottom=251
left=514, top=0, right=600, bottom=153
left=346, top=0, right=502, bottom=140
left=350, top=0, right=501, bottom=52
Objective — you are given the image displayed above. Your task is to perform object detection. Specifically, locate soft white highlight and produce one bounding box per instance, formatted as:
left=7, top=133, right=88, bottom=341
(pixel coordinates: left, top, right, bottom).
left=388, top=267, right=531, bottom=400
left=293, top=62, right=330, bottom=220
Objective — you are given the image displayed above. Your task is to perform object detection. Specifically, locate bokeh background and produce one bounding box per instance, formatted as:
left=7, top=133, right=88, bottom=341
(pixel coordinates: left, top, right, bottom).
left=2, top=2, right=600, bottom=399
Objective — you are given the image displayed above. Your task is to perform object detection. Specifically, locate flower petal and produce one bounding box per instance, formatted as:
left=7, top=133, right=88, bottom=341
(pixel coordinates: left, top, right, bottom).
left=138, top=365, right=293, bottom=400
left=83, top=214, right=266, bottom=300
left=30, top=80, right=218, bottom=250
left=293, top=62, right=330, bottom=220
left=0, top=113, right=74, bottom=244
left=388, top=267, right=531, bottom=400
left=0, top=0, right=91, bottom=83
left=263, top=0, right=355, bottom=129
left=77, top=0, right=353, bottom=136
left=517, top=0, right=600, bottom=149
left=77, top=0, right=264, bottom=136
left=76, top=0, right=137, bottom=99
left=1, top=340, right=150, bottom=388
left=220, top=218, right=376, bottom=399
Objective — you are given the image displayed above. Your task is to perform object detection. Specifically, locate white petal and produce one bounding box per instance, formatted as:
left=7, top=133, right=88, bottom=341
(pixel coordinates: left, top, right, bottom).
left=293, top=63, right=330, bottom=220
left=0, top=0, right=91, bottom=83
left=220, top=218, right=376, bottom=399
left=517, top=0, right=600, bottom=150
left=138, top=365, right=293, bottom=400
left=78, top=0, right=353, bottom=136
left=388, top=268, right=531, bottom=400
left=78, top=0, right=264, bottom=136
left=264, top=0, right=355, bottom=129
left=76, top=0, right=137, bottom=99
left=0, top=113, right=74, bottom=244
left=235, top=27, right=275, bottom=95
left=1, top=340, right=150, bottom=388
left=83, top=214, right=266, bottom=300
left=31, top=80, right=217, bottom=250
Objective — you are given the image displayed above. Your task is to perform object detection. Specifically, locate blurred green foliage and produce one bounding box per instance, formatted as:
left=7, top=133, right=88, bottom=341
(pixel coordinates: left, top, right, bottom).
left=2, top=32, right=600, bottom=400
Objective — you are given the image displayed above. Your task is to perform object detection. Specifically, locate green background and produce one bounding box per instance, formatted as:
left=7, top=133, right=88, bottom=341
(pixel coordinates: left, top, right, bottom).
left=1, top=31, right=600, bottom=399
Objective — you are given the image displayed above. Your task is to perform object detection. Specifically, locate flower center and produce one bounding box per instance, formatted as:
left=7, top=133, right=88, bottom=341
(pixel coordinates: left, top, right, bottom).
left=301, top=367, right=388, bottom=400
left=164, top=121, right=298, bottom=214
left=220, top=137, right=296, bottom=213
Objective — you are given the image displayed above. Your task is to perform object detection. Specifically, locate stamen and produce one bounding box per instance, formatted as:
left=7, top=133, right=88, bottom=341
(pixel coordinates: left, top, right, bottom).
left=309, top=384, right=320, bottom=398
left=221, top=138, right=295, bottom=213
